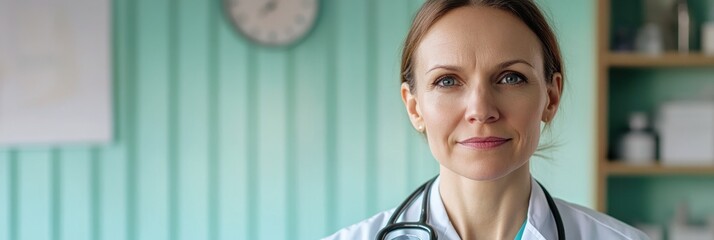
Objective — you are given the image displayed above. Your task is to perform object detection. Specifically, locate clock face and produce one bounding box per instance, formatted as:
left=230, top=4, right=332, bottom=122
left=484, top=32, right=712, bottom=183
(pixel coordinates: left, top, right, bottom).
left=225, top=0, right=319, bottom=46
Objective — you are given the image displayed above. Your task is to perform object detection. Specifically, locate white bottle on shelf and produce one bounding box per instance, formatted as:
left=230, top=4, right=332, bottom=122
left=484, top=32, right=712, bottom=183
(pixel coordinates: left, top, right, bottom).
left=677, top=0, right=691, bottom=53
left=703, top=22, right=714, bottom=55
left=620, top=112, right=657, bottom=164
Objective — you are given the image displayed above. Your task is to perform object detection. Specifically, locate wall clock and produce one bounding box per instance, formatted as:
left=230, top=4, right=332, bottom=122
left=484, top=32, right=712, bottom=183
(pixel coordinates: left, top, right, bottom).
left=225, top=0, right=319, bottom=47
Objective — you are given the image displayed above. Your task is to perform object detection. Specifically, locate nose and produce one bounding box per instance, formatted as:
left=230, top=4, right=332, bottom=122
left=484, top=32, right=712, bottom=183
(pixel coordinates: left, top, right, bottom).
left=464, top=85, right=500, bottom=124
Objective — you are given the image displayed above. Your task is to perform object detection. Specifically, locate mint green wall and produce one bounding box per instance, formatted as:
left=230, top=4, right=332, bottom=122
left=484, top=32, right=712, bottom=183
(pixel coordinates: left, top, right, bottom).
left=531, top=0, right=596, bottom=207
left=0, top=0, right=597, bottom=239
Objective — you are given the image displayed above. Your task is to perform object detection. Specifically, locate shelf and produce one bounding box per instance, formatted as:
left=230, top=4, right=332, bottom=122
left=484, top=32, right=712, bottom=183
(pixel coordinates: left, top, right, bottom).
left=606, top=52, right=714, bottom=67
left=595, top=0, right=714, bottom=214
left=605, top=161, right=714, bottom=176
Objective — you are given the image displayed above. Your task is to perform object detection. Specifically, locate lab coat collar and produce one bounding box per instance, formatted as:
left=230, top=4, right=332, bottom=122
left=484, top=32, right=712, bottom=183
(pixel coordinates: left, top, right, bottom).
left=422, top=176, right=557, bottom=240
left=522, top=177, right=557, bottom=240
left=425, top=176, right=460, bottom=239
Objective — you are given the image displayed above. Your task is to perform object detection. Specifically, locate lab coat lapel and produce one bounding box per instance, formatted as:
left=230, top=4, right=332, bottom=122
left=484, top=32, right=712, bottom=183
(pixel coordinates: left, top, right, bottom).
left=521, top=178, right=559, bottom=240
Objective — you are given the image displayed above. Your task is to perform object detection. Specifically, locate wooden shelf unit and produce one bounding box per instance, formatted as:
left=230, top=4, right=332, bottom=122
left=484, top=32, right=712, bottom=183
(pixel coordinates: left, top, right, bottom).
left=604, top=162, right=714, bottom=176
left=606, top=52, right=714, bottom=67
left=595, top=0, right=714, bottom=213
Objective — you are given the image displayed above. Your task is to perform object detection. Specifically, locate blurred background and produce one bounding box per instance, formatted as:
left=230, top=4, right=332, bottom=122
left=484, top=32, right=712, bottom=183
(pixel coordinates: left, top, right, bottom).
left=1, top=0, right=713, bottom=239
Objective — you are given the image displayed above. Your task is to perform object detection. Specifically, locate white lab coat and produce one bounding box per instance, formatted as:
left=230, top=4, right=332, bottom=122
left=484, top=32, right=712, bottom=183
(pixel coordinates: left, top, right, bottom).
left=323, top=177, right=649, bottom=240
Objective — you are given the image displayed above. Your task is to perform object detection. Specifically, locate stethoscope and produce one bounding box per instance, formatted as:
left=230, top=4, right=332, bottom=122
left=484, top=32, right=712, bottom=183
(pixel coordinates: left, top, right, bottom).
left=376, top=175, right=565, bottom=240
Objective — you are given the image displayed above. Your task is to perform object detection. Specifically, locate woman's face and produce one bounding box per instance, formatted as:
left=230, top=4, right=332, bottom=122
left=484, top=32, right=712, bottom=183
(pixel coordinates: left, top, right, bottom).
left=402, top=6, right=562, bottom=181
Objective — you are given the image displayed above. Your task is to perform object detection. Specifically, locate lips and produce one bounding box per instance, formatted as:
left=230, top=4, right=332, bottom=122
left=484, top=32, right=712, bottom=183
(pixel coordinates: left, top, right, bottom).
left=458, top=137, right=511, bottom=149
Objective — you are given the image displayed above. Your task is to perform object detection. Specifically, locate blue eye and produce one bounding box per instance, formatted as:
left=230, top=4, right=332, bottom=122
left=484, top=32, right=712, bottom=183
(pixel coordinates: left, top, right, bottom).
left=499, top=72, right=526, bottom=85
left=435, top=76, right=458, bottom=87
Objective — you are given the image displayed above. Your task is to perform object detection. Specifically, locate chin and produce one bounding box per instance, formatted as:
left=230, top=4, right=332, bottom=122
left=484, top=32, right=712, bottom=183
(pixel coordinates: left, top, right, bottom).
left=442, top=156, right=527, bottom=181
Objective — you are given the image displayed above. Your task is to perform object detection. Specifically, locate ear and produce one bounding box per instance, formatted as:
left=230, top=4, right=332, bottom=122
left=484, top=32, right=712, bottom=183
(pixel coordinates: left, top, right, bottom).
left=542, top=72, right=563, bottom=123
left=401, top=82, right=424, bottom=132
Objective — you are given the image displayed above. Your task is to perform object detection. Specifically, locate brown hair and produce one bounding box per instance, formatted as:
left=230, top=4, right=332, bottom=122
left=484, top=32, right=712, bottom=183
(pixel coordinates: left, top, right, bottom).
left=401, top=0, right=564, bottom=94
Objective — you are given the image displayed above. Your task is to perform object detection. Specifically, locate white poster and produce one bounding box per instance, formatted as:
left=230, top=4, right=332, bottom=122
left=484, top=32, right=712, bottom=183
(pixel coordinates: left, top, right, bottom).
left=0, top=0, right=112, bottom=146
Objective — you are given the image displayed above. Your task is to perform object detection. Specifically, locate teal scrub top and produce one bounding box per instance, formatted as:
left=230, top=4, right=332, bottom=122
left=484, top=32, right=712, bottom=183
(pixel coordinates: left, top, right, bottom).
left=515, top=220, right=526, bottom=240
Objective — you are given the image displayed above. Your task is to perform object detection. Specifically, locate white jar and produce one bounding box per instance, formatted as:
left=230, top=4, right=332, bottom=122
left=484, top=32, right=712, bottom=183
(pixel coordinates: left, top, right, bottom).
left=620, top=112, right=656, bottom=164
left=635, top=23, right=664, bottom=56
left=703, top=22, right=714, bottom=55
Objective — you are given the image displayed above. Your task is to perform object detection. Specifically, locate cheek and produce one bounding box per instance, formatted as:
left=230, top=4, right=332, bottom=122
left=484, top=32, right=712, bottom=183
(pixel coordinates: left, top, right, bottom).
left=419, top=93, right=463, bottom=153
left=505, top=91, right=546, bottom=152
left=420, top=93, right=463, bottom=132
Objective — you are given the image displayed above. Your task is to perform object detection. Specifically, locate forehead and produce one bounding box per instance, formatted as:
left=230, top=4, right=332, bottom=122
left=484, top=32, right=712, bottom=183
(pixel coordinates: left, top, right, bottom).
left=414, top=6, right=543, bottom=72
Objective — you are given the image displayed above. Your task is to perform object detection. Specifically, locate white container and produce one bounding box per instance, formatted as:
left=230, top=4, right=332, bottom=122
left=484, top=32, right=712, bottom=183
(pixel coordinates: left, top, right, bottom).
left=703, top=22, right=714, bottom=56
left=620, top=112, right=657, bottom=164
left=635, top=23, right=664, bottom=56
left=657, top=101, right=714, bottom=165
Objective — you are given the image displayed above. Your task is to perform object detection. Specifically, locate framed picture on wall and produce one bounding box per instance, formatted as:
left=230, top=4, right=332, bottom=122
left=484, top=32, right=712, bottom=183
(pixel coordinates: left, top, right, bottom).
left=0, top=0, right=112, bottom=146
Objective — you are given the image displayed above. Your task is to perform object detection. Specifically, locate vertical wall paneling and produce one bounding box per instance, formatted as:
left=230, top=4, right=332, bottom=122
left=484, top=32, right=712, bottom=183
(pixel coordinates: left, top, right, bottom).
left=8, top=150, right=18, bottom=240
left=125, top=0, right=140, bottom=237
left=99, top=146, right=128, bottom=240
left=100, top=20, right=128, bottom=236
left=137, top=0, right=170, bottom=238
left=245, top=40, right=258, bottom=240
left=177, top=0, right=210, bottom=238
left=50, top=149, right=60, bottom=240
left=323, top=0, right=339, bottom=233
left=0, top=151, right=9, bottom=239
left=59, top=148, right=91, bottom=240
left=167, top=0, right=180, bottom=239
left=0, top=1, right=595, bottom=239
left=285, top=47, right=298, bottom=240
left=295, top=4, right=329, bottom=238
left=99, top=0, right=128, bottom=238
left=375, top=0, right=411, bottom=210
left=335, top=0, right=369, bottom=229
left=18, top=150, right=52, bottom=240
left=364, top=0, right=379, bottom=217
left=207, top=1, right=220, bottom=240
left=100, top=146, right=127, bottom=240
left=217, top=3, right=249, bottom=240
left=256, top=48, right=288, bottom=240
left=89, top=148, right=101, bottom=240
left=101, top=1, right=129, bottom=231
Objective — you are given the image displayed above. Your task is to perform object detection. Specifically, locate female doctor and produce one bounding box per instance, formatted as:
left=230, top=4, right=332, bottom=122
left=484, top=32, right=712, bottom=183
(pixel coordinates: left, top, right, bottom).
left=324, top=0, right=649, bottom=239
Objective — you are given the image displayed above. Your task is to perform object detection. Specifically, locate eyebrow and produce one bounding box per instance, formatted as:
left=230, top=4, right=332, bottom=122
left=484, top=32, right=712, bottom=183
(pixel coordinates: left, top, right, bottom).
left=425, top=59, right=535, bottom=74
left=497, top=59, right=534, bottom=70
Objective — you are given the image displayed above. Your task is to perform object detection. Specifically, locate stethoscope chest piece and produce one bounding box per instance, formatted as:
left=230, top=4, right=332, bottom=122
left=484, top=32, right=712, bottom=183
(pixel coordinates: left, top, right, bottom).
left=379, top=224, right=435, bottom=240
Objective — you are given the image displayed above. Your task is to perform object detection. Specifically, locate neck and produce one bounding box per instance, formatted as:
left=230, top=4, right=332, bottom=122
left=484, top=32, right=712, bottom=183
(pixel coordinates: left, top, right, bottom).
left=439, top=164, right=531, bottom=240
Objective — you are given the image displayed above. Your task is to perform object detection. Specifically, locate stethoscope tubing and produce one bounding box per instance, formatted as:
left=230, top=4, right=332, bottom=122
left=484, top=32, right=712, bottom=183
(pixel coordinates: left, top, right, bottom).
left=378, top=175, right=565, bottom=240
